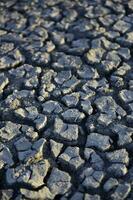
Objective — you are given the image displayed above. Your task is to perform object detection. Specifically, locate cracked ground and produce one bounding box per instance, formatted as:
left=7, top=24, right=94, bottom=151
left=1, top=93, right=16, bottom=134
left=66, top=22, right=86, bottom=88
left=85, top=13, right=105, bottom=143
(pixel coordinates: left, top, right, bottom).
left=0, top=0, right=133, bottom=199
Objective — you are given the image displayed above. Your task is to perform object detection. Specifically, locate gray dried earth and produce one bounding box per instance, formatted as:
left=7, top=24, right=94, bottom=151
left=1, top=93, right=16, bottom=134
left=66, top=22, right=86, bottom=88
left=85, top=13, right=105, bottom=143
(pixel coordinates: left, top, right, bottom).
left=0, top=0, right=133, bottom=199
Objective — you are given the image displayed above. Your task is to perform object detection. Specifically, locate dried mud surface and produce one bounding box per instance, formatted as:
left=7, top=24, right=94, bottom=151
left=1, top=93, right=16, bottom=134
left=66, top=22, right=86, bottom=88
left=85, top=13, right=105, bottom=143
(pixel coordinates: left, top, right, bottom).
left=0, top=0, right=133, bottom=199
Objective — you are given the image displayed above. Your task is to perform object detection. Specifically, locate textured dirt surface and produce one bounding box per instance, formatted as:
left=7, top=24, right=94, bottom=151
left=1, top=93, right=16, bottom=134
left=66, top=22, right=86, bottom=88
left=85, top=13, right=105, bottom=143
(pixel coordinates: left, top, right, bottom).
left=0, top=0, right=133, bottom=199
